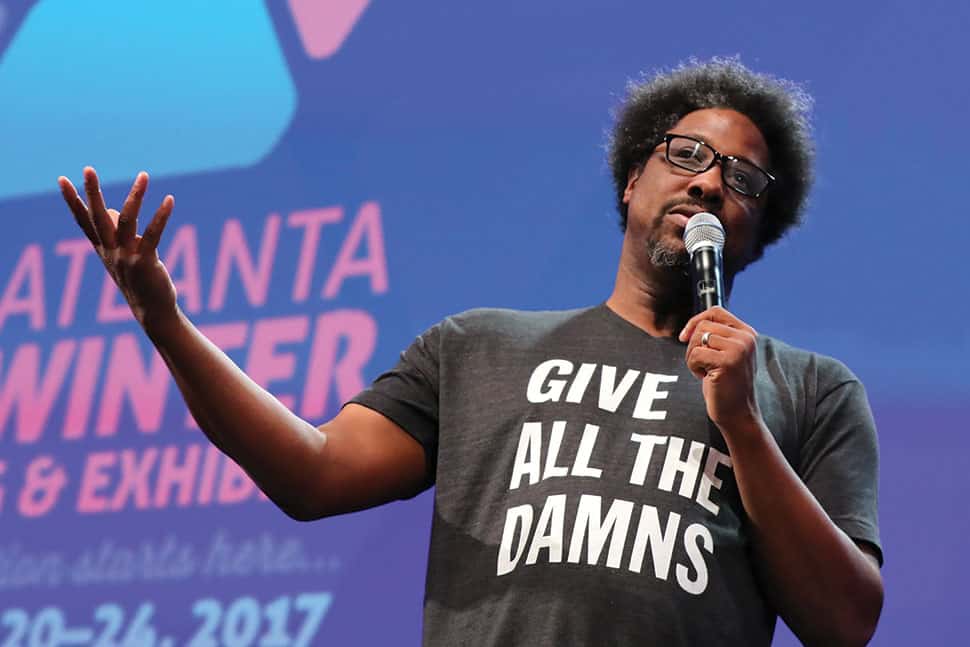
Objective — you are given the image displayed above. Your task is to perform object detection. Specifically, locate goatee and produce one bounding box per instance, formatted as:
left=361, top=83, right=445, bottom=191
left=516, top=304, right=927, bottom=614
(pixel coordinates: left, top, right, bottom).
left=647, top=239, right=689, bottom=272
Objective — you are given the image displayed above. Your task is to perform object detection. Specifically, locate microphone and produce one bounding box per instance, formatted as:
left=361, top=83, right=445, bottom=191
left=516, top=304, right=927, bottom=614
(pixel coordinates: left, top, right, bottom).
left=683, top=213, right=726, bottom=314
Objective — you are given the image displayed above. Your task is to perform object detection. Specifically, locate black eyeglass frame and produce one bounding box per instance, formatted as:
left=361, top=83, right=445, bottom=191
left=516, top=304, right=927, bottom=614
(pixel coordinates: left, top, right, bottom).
left=660, top=133, right=775, bottom=198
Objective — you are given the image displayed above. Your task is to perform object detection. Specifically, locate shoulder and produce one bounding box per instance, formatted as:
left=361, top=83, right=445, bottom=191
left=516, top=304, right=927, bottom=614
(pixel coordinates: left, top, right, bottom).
left=438, top=305, right=601, bottom=341
left=757, top=334, right=863, bottom=396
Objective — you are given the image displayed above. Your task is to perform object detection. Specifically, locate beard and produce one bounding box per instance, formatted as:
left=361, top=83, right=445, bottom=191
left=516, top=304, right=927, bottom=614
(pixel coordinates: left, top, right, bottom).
left=647, top=235, right=689, bottom=270
left=645, top=208, right=690, bottom=272
left=642, top=198, right=700, bottom=272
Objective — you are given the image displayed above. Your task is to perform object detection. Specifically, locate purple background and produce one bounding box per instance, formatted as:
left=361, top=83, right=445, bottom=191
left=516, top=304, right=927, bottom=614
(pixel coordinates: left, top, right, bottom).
left=1, top=1, right=968, bottom=644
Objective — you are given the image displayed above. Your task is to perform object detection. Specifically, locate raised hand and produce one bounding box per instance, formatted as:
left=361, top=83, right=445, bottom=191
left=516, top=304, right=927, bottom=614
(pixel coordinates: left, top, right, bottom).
left=58, top=167, right=179, bottom=333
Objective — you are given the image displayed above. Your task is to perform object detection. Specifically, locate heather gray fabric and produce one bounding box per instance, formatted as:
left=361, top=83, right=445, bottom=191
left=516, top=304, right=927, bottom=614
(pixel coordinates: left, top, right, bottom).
left=350, top=304, right=881, bottom=646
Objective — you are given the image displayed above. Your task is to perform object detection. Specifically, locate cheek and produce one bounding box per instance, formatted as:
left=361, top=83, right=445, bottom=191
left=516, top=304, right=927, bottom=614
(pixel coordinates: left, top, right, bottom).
left=627, top=173, right=669, bottom=217
left=727, top=203, right=764, bottom=252
left=626, top=193, right=661, bottom=235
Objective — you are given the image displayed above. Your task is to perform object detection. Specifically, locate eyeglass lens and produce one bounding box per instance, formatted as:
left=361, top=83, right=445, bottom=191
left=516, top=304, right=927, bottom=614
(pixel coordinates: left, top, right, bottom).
left=665, top=135, right=769, bottom=197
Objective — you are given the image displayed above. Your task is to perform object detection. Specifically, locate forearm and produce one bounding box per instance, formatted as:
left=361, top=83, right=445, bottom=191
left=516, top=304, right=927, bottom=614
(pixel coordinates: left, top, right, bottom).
left=57, top=169, right=357, bottom=519
left=724, top=417, right=883, bottom=646
left=145, top=308, right=327, bottom=518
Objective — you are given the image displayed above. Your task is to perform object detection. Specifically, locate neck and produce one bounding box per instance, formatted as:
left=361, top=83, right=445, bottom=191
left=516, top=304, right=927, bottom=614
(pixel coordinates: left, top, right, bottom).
left=606, top=238, right=735, bottom=337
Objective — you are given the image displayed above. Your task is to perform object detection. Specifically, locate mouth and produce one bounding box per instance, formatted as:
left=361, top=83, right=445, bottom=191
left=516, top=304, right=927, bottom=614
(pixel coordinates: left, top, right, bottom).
left=667, top=206, right=721, bottom=231
left=667, top=211, right=690, bottom=228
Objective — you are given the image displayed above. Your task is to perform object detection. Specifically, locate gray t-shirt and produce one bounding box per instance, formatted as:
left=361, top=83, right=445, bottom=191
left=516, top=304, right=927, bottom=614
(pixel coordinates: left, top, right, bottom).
left=351, top=305, right=881, bottom=646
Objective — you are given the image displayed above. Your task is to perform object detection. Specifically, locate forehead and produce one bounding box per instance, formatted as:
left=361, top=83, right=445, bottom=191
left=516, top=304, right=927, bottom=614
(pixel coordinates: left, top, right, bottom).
left=671, top=108, right=770, bottom=167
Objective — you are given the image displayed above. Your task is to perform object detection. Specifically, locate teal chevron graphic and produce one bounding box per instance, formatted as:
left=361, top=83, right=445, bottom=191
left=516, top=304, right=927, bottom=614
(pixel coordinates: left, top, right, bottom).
left=0, top=0, right=296, bottom=200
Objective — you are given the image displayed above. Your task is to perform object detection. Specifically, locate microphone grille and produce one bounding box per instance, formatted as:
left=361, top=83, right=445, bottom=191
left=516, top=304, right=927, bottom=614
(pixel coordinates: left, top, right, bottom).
left=683, top=212, right=725, bottom=255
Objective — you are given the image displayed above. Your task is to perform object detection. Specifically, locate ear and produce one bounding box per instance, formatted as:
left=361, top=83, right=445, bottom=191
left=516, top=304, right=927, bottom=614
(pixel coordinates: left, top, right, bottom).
left=622, top=167, right=641, bottom=204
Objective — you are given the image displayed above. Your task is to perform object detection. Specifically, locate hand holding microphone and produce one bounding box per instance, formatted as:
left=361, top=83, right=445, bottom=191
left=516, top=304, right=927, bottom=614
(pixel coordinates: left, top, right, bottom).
left=678, top=213, right=762, bottom=433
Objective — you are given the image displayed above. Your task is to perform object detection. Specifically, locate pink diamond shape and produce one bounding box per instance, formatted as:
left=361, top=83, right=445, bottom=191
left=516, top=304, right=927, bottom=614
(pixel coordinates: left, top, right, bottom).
left=288, top=0, right=371, bottom=59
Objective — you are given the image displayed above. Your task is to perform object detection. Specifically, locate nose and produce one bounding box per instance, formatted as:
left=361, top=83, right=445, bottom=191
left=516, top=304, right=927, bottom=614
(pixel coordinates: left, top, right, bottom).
left=686, top=166, right=724, bottom=209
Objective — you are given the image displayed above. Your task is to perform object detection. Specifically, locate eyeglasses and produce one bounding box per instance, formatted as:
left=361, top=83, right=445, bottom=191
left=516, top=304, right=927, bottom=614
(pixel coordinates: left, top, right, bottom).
left=661, top=133, right=775, bottom=198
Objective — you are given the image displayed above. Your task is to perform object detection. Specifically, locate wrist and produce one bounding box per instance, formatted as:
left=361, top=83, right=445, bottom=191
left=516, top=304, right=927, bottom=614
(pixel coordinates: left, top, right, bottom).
left=715, top=411, right=770, bottom=453
left=143, top=305, right=187, bottom=345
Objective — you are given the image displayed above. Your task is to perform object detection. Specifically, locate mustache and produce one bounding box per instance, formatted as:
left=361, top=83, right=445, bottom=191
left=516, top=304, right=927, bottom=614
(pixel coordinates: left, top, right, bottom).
left=659, top=198, right=715, bottom=216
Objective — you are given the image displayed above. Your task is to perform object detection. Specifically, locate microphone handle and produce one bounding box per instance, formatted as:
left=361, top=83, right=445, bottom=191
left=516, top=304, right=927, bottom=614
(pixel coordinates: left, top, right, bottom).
left=689, top=245, right=725, bottom=314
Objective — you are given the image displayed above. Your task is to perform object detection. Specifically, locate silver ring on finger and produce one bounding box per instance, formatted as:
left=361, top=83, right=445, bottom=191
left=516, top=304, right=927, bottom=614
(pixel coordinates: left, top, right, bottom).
left=701, top=331, right=712, bottom=347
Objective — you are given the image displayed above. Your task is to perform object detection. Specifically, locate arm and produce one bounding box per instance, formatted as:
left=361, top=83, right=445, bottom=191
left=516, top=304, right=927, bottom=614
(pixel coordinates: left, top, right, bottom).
left=716, top=415, right=882, bottom=646
left=152, top=313, right=428, bottom=519
left=59, top=168, right=427, bottom=520
left=679, top=307, right=883, bottom=647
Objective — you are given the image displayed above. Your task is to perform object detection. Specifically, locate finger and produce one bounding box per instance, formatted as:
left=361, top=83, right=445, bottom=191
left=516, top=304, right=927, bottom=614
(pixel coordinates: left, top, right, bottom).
left=679, top=306, right=736, bottom=341
left=83, top=167, right=117, bottom=249
left=678, top=311, right=710, bottom=342
left=704, top=306, right=756, bottom=335
left=99, top=211, right=124, bottom=268
left=679, top=306, right=756, bottom=342
left=686, top=337, right=750, bottom=375
left=57, top=176, right=100, bottom=245
left=685, top=326, right=745, bottom=367
left=138, top=195, right=174, bottom=254
left=118, top=172, right=148, bottom=250
left=685, top=321, right=743, bottom=356
left=687, top=326, right=757, bottom=383
left=684, top=345, right=721, bottom=380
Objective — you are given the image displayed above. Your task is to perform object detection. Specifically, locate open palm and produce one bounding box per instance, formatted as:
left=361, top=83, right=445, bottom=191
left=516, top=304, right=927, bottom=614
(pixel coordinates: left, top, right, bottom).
left=58, top=167, right=178, bottom=330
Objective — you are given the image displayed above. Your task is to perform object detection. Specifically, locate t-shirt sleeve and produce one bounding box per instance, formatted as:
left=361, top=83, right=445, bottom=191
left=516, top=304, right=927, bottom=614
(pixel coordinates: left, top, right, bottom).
left=799, top=362, right=883, bottom=565
left=347, top=322, right=441, bottom=485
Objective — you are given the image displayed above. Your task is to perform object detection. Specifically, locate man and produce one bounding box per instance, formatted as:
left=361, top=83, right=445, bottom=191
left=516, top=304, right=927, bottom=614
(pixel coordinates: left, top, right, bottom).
left=59, top=59, right=882, bottom=645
